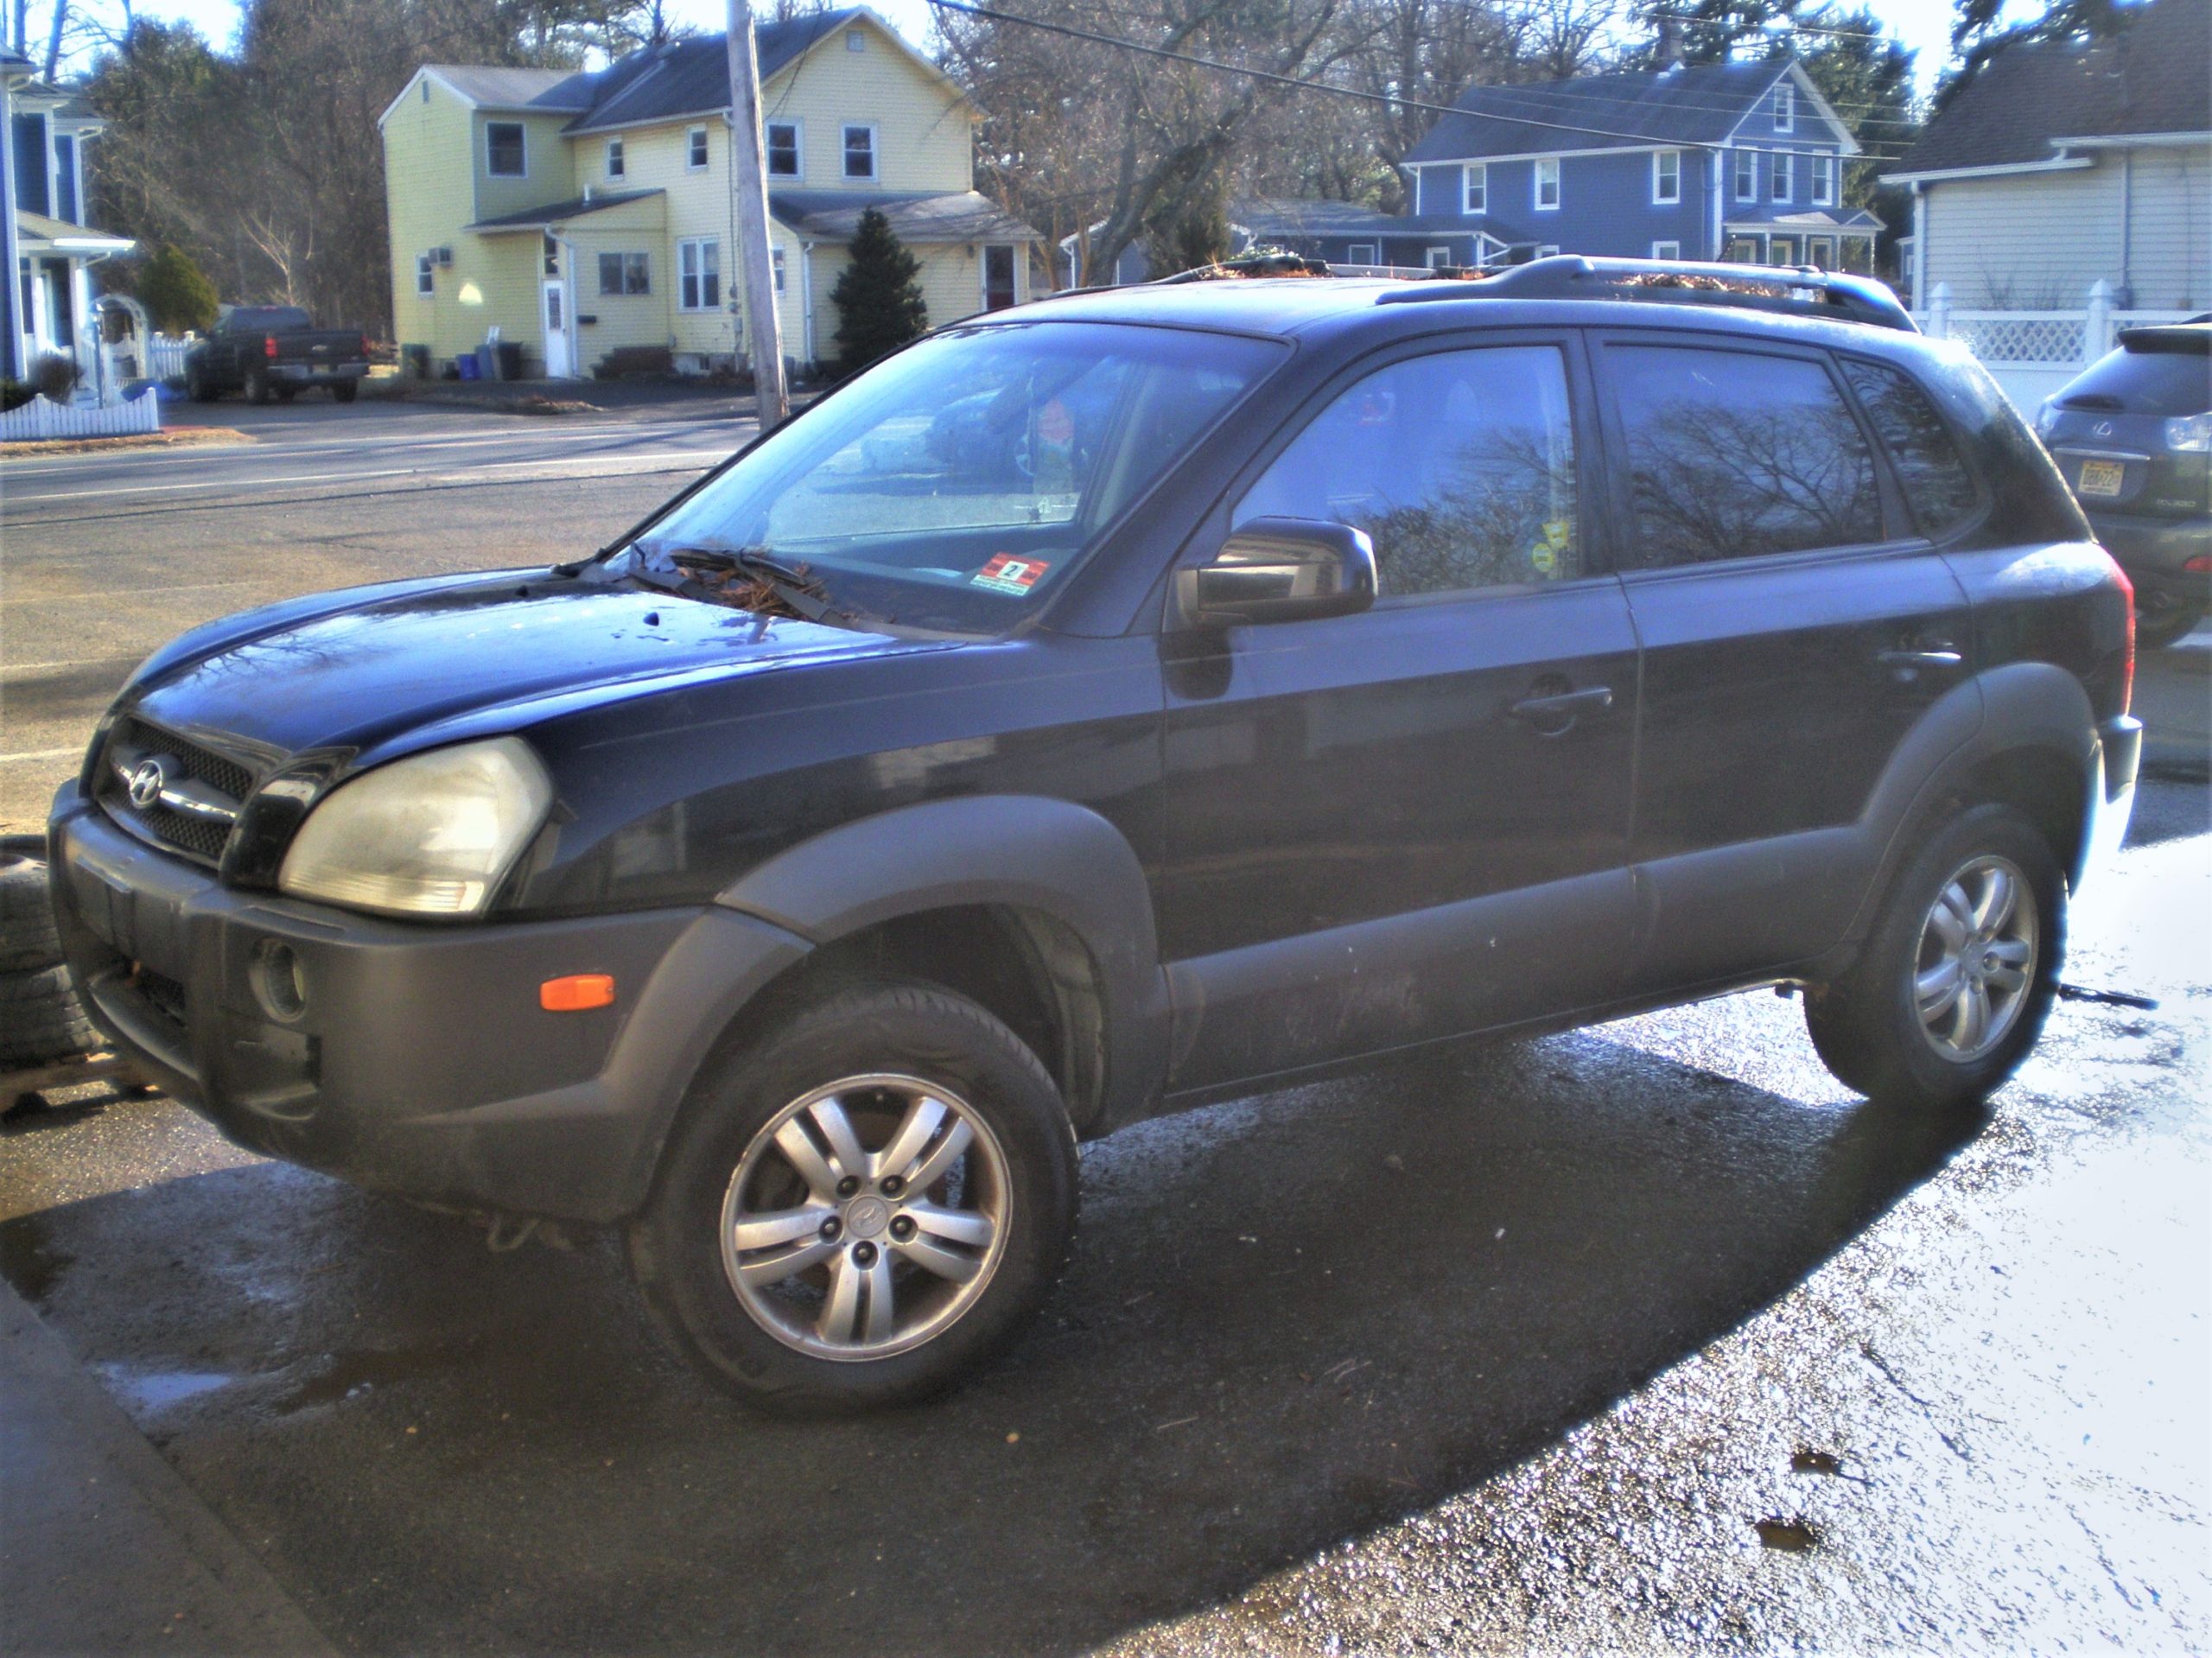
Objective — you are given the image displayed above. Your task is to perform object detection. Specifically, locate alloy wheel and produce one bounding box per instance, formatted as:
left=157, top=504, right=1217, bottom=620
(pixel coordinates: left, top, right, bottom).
left=1912, top=854, right=2037, bottom=1063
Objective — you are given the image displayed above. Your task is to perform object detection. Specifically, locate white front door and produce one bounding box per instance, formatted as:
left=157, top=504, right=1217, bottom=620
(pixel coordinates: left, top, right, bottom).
left=542, top=279, right=572, bottom=378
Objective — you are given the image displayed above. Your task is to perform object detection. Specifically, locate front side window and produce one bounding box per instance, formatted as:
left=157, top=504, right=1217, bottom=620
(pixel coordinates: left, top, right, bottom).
left=1652, top=149, right=1680, bottom=204
left=1770, top=149, right=1793, bottom=201
left=598, top=251, right=650, bottom=295
left=842, top=124, right=876, bottom=180
left=607, top=137, right=625, bottom=179
left=687, top=125, right=709, bottom=169
left=1734, top=148, right=1758, bottom=202
left=1811, top=152, right=1835, bottom=206
left=1464, top=162, right=1486, bottom=214
left=1235, top=346, right=1581, bottom=598
left=1535, top=156, right=1560, bottom=211
left=1842, top=359, right=1980, bottom=537
left=678, top=237, right=721, bottom=310
left=486, top=121, right=525, bottom=177
left=983, top=245, right=1017, bottom=310
left=766, top=121, right=800, bottom=178
left=626, top=321, right=1283, bottom=632
left=1609, top=344, right=1880, bottom=566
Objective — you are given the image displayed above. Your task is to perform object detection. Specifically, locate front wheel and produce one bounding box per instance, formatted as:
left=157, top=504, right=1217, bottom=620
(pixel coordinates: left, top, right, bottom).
left=627, top=981, right=1078, bottom=1413
left=1805, top=803, right=2063, bottom=1112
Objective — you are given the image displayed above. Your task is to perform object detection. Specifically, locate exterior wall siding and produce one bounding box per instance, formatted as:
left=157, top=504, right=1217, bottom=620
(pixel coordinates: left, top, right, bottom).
left=385, top=75, right=533, bottom=365
left=2124, top=143, right=2210, bottom=310
left=1416, top=149, right=1716, bottom=258
left=1921, top=163, right=2123, bottom=307
left=756, top=25, right=974, bottom=195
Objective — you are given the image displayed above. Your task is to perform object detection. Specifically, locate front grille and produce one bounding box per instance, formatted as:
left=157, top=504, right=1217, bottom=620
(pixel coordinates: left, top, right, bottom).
left=98, top=716, right=260, bottom=866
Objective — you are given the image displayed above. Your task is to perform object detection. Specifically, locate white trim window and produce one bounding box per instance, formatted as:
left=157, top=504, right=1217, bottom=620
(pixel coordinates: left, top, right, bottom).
left=415, top=254, right=435, bottom=296
left=677, top=236, right=721, bottom=311
left=1810, top=152, right=1835, bottom=206
left=1535, top=156, right=1560, bottom=211
left=772, top=247, right=785, bottom=294
left=1770, top=149, right=1792, bottom=201
left=842, top=123, right=878, bottom=181
left=485, top=120, right=526, bottom=178
left=1463, top=162, right=1486, bottom=214
left=1650, top=239, right=1681, bottom=260
left=1345, top=243, right=1379, bottom=265
left=606, top=137, right=625, bottom=179
left=598, top=251, right=649, bottom=295
left=1734, top=147, right=1758, bottom=201
left=687, top=125, right=709, bottom=170
left=1652, top=149, right=1681, bottom=205
left=1774, top=82, right=1795, bottom=132
left=1425, top=245, right=1452, bottom=270
left=766, top=120, right=802, bottom=179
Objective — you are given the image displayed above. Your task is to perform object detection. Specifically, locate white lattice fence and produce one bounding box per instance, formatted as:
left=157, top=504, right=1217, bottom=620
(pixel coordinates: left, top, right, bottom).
left=1943, top=310, right=2088, bottom=366
left=0, top=387, right=162, bottom=441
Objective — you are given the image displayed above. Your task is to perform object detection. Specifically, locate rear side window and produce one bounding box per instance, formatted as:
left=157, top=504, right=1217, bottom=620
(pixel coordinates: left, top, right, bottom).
left=1841, top=359, right=1980, bottom=537
left=1609, top=345, right=1881, bottom=566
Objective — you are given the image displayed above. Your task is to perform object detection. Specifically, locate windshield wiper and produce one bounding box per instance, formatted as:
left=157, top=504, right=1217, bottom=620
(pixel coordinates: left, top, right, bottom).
left=663, top=546, right=858, bottom=625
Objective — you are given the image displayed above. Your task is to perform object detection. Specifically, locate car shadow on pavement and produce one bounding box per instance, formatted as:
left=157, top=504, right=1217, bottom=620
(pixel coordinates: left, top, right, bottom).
left=0, top=1030, right=1980, bottom=1657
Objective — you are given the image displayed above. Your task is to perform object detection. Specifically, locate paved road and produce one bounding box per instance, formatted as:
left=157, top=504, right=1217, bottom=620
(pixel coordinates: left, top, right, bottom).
left=0, top=403, right=740, bottom=827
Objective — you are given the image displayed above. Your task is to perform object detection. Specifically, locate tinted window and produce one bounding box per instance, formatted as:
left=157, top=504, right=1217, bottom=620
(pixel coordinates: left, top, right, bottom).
left=1842, top=359, right=1980, bottom=537
left=1235, top=346, right=1580, bottom=598
left=1611, top=346, right=1880, bottom=566
left=2061, top=340, right=2212, bottom=416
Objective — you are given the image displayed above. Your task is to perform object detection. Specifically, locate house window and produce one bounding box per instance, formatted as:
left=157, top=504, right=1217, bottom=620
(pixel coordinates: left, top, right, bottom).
left=1774, top=82, right=1795, bottom=132
left=607, top=137, right=625, bottom=179
left=1463, top=162, right=1486, bottom=214
left=772, top=247, right=785, bottom=294
left=1425, top=246, right=1452, bottom=270
left=1535, top=156, right=1560, bottom=211
left=416, top=254, right=435, bottom=295
left=766, top=121, right=801, bottom=178
left=1770, top=150, right=1792, bottom=201
left=1535, top=244, right=1560, bottom=258
left=842, top=124, right=877, bottom=181
left=1652, top=149, right=1680, bottom=205
left=53, top=133, right=77, bottom=224
left=687, top=125, right=709, bottom=170
left=543, top=233, right=558, bottom=276
left=598, top=251, right=649, bottom=295
left=1805, top=235, right=1835, bottom=269
left=984, top=245, right=1017, bottom=310
left=1651, top=240, right=1681, bottom=260
left=1727, top=235, right=1762, bottom=262
left=421, top=78, right=429, bottom=104
left=847, top=27, right=866, bottom=49
left=1769, top=234, right=1796, bottom=264
left=1346, top=243, right=1378, bottom=266
left=1734, top=148, right=1758, bottom=201
left=1811, top=152, right=1835, bottom=206
left=678, top=237, right=721, bottom=311
left=486, top=121, right=525, bottom=177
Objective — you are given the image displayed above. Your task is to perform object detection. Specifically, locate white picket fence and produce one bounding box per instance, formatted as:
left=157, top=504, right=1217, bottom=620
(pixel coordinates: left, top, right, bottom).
left=0, top=385, right=162, bottom=441
left=146, top=334, right=194, bottom=383
left=1919, top=281, right=2195, bottom=408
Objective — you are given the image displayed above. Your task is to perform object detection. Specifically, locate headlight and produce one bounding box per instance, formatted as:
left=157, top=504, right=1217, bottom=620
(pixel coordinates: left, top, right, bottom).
left=278, top=738, right=553, bottom=918
left=2164, top=411, right=2212, bottom=453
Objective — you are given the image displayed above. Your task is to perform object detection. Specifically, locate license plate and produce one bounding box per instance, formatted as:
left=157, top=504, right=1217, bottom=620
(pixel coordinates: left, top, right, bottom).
left=2077, top=458, right=2126, bottom=498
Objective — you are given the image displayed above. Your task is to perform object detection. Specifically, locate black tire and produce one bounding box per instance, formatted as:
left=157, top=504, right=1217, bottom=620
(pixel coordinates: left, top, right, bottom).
left=274, top=383, right=297, bottom=403
left=185, top=365, right=219, bottom=403
left=246, top=367, right=272, bottom=406
left=331, top=379, right=359, bottom=403
left=0, top=962, right=99, bottom=1070
left=1805, top=803, right=2063, bottom=1112
left=0, top=850, right=62, bottom=975
left=627, top=980, right=1078, bottom=1414
left=2135, top=599, right=2204, bottom=651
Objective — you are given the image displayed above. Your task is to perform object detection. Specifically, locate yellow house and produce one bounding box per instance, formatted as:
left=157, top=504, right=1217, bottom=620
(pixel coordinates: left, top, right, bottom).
left=378, top=7, right=1040, bottom=378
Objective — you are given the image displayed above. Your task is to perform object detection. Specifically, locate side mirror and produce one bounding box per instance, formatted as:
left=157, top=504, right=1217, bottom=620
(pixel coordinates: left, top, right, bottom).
left=1176, top=518, right=1377, bottom=628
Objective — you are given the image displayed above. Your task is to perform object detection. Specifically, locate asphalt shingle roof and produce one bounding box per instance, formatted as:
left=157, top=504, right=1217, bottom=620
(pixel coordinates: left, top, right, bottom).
left=466, top=187, right=664, bottom=231
left=1887, top=0, right=2210, bottom=176
left=564, top=10, right=868, bottom=134
left=1405, top=59, right=1792, bottom=163
left=427, top=64, right=597, bottom=112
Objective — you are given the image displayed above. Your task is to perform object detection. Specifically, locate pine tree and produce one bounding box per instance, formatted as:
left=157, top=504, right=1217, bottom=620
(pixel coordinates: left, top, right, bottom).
left=830, top=208, right=928, bottom=377
left=136, top=244, right=219, bottom=334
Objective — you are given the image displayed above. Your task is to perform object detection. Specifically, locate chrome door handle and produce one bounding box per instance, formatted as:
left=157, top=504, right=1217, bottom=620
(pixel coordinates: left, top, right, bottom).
left=1877, top=648, right=1963, bottom=670
left=1508, top=685, right=1614, bottom=721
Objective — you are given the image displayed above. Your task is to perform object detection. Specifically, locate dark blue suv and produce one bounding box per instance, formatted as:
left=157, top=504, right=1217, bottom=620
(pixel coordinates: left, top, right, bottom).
left=48, top=258, right=2140, bottom=1411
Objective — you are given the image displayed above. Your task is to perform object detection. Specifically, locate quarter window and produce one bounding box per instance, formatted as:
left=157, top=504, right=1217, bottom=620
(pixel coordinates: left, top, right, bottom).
left=842, top=124, right=876, bottom=181
left=1734, top=149, right=1758, bottom=201
left=1234, top=346, right=1581, bottom=598
left=766, top=121, right=800, bottom=178
left=1609, top=345, right=1880, bottom=566
left=678, top=237, right=721, bottom=311
left=1463, top=162, right=1486, bottom=213
left=486, top=121, right=525, bottom=177
left=598, top=251, right=650, bottom=295
left=687, top=125, right=709, bottom=169
left=1652, top=149, right=1680, bottom=204
left=1841, top=359, right=1980, bottom=537
left=1535, top=156, right=1560, bottom=211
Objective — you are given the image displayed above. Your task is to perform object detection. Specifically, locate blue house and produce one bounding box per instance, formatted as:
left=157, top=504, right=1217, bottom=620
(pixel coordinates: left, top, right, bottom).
left=3, top=54, right=133, bottom=384
left=1402, top=58, right=1878, bottom=270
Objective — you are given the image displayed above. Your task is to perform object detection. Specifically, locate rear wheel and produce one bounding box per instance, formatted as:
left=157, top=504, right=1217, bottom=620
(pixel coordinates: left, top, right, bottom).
left=1805, top=804, right=2063, bottom=1111
left=2135, top=598, right=2204, bottom=651
left=331, top=379, right=359, bottom=403
left=627, top=981, right=1078, bottom=1413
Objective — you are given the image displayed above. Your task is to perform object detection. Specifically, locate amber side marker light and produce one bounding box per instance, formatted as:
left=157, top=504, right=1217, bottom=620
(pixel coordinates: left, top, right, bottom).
left=541, top=974, right=616, bottom=1012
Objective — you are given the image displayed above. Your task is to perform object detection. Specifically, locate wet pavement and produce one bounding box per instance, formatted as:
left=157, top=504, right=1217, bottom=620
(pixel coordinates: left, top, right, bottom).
left=2, top=779, right=2204, bottom=1655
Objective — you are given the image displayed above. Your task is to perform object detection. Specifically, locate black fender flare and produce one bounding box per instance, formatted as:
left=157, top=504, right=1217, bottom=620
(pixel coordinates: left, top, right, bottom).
left=714, top=795, right=1172, bottom=1131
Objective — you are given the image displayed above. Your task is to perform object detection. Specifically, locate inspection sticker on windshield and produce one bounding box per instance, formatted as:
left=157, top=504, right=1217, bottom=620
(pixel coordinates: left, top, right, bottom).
left=972, top=555, right=1050, bottom=595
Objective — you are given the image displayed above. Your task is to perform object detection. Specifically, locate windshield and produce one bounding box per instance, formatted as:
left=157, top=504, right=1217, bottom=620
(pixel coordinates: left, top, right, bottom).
left=620, top=321, right=1286, bottom=632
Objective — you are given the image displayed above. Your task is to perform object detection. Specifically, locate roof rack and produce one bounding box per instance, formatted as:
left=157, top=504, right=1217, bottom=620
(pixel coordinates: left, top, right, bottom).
left=1374, top=254, right=1916, bottom=333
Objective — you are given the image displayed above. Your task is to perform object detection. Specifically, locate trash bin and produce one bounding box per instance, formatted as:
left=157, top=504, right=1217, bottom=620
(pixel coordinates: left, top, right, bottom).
left=495, top=340, right=524, bottom=382
left=455, top=353, right=481, bottom=382
left=475, top=345, right=497, bottom=381
left=402, top=344, right=430, bottom=380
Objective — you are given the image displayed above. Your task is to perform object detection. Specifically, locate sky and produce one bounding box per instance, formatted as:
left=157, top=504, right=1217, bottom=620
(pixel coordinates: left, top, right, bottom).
left=80, top=0, right=1975, bottom=96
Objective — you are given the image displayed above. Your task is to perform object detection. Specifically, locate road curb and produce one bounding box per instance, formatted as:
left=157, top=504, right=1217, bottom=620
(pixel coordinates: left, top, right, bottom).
left=0, top=1275, right=337, bottom=1656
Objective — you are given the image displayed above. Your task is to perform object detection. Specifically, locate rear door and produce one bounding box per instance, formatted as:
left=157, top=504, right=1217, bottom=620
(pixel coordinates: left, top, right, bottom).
left=1592, top=334, right=1975, bottom=993
left=1158, top=334, right=1642, bottom=1091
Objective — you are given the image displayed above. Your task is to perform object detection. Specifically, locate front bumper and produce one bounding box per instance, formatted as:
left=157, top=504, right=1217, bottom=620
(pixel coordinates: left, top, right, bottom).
left=48, top=788, right=809, bottom=1223
left=2088, top=511, right=2212, bottom=607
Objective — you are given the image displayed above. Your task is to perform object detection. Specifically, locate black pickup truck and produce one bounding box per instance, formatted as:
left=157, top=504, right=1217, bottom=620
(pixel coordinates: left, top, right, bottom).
left=51, top=257, right=2139, bottom=1413
left=183, top=306, right=370, bottom=404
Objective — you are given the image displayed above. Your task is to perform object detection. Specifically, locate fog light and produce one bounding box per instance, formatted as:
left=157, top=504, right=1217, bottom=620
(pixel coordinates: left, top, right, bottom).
left=251, top=939, right=308, bottom=1022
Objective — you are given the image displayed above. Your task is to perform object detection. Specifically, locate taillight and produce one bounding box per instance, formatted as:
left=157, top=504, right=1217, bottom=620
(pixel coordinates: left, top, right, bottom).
left=263, top=334, right=278, bottom=359
left=360, top=334, right=372, bottom=360
left=2113, top=560, right=2136, bottom=715
left=2185, top=554, right=2212, bottom=575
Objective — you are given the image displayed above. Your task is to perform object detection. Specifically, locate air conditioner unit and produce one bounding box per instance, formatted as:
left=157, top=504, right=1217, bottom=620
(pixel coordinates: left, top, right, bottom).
left=432, top=246, right=454, bottom=267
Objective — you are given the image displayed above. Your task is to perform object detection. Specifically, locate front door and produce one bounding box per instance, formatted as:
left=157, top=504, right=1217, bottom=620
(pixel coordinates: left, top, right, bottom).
left=542, top=279, right=572, bottom=378
left=1159, top=337, right=1640, bottom=1092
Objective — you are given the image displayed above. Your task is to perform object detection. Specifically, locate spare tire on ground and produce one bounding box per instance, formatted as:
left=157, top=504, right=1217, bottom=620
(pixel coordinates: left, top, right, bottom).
left=0, top=962, right=99, bottom=1070
left=0, top=840, right=63, bottom=975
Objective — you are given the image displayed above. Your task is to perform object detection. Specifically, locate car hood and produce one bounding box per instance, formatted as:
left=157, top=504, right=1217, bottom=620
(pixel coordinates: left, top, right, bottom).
left=122, top=571, right=954, bottom=759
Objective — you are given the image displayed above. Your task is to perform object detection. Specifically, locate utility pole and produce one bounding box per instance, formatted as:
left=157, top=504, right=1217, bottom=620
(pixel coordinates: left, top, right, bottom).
left=724, top=0, right=789, bottom=432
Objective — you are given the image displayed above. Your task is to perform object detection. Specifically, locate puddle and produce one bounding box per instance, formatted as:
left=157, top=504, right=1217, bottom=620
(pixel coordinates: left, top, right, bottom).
left=0, top=1216, right=72, bottom=1304
left=1754, top=1517, right=1818, bottom=1552
left=274, top=1336, right=486, bottom=1414
left=92, top=1363, right=237, bottom=1416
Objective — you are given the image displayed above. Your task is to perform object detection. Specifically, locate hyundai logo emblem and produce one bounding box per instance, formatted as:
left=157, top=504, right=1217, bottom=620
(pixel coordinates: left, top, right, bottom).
left=126, top=759, right=168, bottom=810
